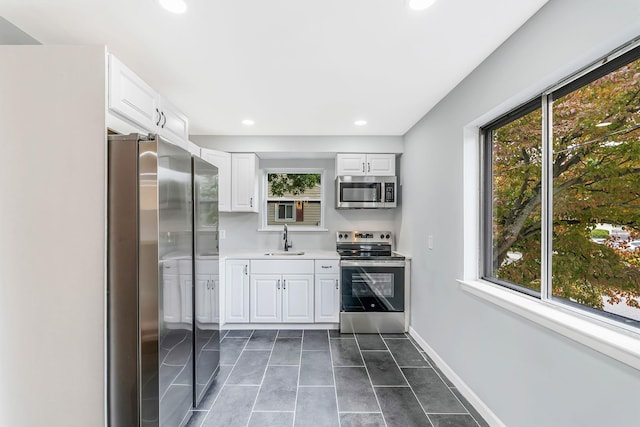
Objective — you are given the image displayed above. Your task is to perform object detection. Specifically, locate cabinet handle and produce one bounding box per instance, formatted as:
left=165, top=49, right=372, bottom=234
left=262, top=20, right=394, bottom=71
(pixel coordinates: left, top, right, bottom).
left=368, top=162, right=371, bottom=173
left=250, top=197, right=253, bottom=208
left=335, top=279, right=339, bottom=290
left=277, top=279, right=280, bottom=290
left=283, top=280, right=286, bottom=290
left=362, top=162, right=365, bottom=173
left=161, top=111, right=166, bottom=128
left=243, top=265, right=248, bottom=275
left=211, top=280, right=215, bottom=290
left=155, top=108, right=161, bottom=126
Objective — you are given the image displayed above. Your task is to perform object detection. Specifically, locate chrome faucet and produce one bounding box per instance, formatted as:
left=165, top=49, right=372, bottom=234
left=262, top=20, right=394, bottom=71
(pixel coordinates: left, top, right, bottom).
left=283, top=224, right=293, bottom=251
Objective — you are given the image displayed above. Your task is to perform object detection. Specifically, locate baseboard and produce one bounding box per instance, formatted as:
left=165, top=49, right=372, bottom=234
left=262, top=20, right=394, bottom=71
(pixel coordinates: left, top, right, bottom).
left=408, top=326, right=505, bottom=427
left=222, top=323, right=339, bottom=330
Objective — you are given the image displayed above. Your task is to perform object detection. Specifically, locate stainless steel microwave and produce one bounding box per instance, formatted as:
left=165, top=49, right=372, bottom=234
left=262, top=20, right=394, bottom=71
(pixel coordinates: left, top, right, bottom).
left=336, top=176, right=397, bottom=209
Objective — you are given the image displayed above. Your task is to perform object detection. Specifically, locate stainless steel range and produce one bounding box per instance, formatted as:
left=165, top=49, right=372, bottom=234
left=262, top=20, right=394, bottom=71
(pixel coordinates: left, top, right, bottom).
left=337, top=231, right=408, bottom=333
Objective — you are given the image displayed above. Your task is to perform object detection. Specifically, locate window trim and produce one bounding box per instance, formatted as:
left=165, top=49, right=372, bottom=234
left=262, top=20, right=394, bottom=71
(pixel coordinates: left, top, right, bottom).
left=260, top=168, right=327, bottom=232
left=478, top=39, right=640, bottom=334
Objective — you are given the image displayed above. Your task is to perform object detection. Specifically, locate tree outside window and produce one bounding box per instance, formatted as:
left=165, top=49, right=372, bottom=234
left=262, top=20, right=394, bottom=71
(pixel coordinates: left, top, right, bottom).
left=484, top=48, right=640, bottom=324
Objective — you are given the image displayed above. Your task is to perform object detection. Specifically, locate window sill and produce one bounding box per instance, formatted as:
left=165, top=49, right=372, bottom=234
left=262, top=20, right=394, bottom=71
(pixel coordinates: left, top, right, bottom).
left=258, top=227, right=329, bottom=232
left=457, top=279, right=640, bottom=371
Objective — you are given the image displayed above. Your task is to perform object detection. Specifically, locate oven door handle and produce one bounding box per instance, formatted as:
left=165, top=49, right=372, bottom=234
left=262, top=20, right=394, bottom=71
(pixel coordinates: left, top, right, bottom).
left=340, top=260, right=405, bottom=268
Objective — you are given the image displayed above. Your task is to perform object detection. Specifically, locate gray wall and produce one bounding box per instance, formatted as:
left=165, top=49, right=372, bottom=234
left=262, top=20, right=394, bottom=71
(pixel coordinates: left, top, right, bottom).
left=218, top=158, right=402, bottom=252
left=399, top=0, right=640, bottom=426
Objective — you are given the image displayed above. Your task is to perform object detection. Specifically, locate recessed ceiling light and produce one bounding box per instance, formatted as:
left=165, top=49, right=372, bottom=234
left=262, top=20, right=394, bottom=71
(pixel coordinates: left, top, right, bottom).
left=407, top=0, right=437, bottom=11
left=595, top=121, right=612, bottom=127
left=354, top=120, right=367, bottom=126
left=242, top=119, right=255, bottom=126
left=158, top=0, right=187, bottom=14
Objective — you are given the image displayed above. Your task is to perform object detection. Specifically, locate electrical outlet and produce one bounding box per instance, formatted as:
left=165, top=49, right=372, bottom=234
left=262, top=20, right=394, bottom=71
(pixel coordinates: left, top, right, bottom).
left=219, top=230, right=226, bottom=240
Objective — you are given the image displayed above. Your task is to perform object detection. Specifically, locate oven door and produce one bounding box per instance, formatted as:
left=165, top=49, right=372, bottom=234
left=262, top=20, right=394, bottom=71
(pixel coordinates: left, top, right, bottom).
left=341, top=260, right=405, bottom=312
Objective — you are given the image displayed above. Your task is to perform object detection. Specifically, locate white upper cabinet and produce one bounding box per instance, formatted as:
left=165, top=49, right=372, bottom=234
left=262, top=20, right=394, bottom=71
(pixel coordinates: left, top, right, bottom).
left=231, top=153, right=259, bottom=212
left=336, top=153, right=367, bottom=175
left=200, top=151, right=258, bottom=213
left=366, top=153, right=396, bottom=176
left=201, top=149, right=231, bottom=212
left=336, top=153, right=395, bottom=176
left=108, top=54, right=189, bottom=148
left=158, top=96, right=189, bottom=147
left=108, top=54, right=158, bottom=132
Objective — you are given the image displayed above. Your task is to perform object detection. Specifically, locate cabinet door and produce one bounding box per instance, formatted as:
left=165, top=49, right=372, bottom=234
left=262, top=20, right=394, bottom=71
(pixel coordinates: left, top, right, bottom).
left=158, top=96, right=189, bottom=150
left=163, top=274, right=181, bottom=323
left=201, top=149, right=231, bottom=212
left=366, top=153, right=396, bottom=176
left=108, top=54, right=159, bottom=132
left=314, top=274, right=340, bottom=323
left=336, top=153, right=367, bottom=176
left=210, top=275, right=220, bottom=323
left=250, top=274, right=282, bottom=323
left=180, top=275, right=193, bottom=323
left=225, top=260, right=250, bottom=323
left=231, top=153, right=258, bottom=212
left=282, top=274, right=314, bottom=323
left=195, top=274, right=210, bottom=323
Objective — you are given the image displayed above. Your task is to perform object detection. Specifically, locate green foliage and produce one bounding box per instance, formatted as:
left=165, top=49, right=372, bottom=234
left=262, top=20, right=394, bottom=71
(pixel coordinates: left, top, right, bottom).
left=492, top=56, right=640, bottom=312
left=590, top=229, right=610, bottom=238
left=268, top=173, right=321, bottom=197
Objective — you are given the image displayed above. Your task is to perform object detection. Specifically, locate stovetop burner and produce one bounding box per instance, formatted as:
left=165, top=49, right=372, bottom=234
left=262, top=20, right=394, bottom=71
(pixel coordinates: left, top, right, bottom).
left=336, top=231, right=404, bottom=260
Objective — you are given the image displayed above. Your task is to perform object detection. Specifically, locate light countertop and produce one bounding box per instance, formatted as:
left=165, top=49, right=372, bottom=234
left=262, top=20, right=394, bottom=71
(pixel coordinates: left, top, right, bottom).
left=222, top=250, right=339, bottom=260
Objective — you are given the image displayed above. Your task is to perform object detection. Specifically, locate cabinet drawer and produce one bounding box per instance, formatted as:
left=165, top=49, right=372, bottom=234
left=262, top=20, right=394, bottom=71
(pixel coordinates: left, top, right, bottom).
left=162, top=260, right=178, bottom=272
left=314, top=260, right=339, bottom=272
left=251, top=260, right=314, bottom=275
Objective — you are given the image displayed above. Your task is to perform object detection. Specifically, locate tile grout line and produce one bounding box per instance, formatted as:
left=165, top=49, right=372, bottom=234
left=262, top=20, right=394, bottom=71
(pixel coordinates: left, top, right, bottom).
left=292, top=329, right=304, bottom=427
left=445, top=386, right=484, bottom=427
left=196, top=329, right=256, bottom=427
left=413, top=342, right=483, bottom=427
left=354, top=334, right=389, bottom=427
left=327, top=329, right=342, bottom=427
left=245, top=331, right=278, bottom=427
left=380, top=333, right=436, bottom=427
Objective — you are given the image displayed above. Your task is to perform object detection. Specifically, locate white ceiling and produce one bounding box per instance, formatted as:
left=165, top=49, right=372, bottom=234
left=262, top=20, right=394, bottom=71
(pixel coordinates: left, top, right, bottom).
left=2, top=0, right=547, bottom=136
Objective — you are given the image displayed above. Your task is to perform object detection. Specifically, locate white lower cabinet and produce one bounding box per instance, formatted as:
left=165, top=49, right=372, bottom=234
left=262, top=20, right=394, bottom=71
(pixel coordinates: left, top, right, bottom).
left=195, top=273, right=219, bottom=324
left=314, top=274, right=340, bottom=323
left=180, top=275, right=193, bottom=323
left=225, top=260, right=250, bottom=323
left=163, top=273, right=181, bottom=323
left=282, top=275, right=314, bottom=322
left=249, top=260, right=314, bottom=324
left=250, top=274, right=282, bottom=322
left=225, top=258, right=339, bottom=325
left=250, top=274, right=314, bottom=323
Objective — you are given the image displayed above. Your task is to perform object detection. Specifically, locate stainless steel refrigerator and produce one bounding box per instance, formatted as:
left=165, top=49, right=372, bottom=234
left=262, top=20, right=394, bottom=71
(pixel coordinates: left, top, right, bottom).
left=107, top=133, right=219, bottom=427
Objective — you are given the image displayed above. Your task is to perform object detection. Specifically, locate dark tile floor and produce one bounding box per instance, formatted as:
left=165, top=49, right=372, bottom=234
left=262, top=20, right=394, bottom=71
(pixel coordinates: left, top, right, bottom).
left=186, top=329, right=489, bottom=427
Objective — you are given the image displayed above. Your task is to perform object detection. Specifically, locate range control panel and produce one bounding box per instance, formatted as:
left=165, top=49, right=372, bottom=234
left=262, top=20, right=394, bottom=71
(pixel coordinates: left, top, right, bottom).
left=336, top=231, right=393, bottom=243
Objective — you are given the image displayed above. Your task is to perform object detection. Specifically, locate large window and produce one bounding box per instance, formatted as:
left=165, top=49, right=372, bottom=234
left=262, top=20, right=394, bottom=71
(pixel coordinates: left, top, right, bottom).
left=262, top=169, right=324, bottom=230
left=482, top=44, right=640, bottom=327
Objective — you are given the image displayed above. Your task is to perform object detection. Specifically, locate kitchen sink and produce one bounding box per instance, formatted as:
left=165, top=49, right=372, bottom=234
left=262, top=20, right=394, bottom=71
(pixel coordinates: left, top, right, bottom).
left=264, top=251, right=305, bottom=256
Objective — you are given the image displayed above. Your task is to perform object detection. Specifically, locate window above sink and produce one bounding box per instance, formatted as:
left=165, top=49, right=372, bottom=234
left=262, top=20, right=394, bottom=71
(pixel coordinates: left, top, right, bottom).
left=260, top=168, right=327, bottom=232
